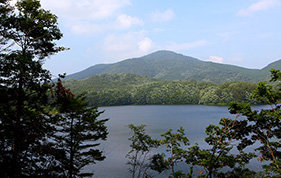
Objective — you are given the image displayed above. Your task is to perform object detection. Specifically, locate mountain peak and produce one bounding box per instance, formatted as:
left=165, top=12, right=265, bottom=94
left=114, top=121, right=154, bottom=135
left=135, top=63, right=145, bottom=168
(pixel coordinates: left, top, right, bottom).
left=141, top=50, right=199, bottom=63
left=143, top=50, right=183, bottom=58
left=148, top=50, right=178, bottom=55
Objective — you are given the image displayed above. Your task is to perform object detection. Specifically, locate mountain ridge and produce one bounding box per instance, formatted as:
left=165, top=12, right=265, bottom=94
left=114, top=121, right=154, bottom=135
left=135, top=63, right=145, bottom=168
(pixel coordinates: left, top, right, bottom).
left=64, top=50, right=281, bottom=84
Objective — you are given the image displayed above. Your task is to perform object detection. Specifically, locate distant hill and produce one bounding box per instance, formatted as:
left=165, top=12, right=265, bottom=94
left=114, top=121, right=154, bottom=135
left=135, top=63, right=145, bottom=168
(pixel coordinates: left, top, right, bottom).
left=63, top=73, right=258, bottom=106
left=65, top=50, right=281, bottom=84
left=64, top=73, right=157, bottom=92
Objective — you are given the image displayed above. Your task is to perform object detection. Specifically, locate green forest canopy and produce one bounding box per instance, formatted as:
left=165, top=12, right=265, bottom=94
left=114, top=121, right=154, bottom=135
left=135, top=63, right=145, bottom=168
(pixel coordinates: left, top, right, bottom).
left=63, top=73, right=259, bottom=106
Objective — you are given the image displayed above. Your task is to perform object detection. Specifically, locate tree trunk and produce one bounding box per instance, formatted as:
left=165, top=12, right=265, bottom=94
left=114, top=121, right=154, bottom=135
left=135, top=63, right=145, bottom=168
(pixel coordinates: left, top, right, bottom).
left=170, top=144, right=175, bottom=178
left=12, top=68, right=23, bottom=178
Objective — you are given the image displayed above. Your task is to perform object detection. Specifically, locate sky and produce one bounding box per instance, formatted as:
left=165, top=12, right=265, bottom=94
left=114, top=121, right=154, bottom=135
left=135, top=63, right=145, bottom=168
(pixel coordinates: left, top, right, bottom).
left=11, top=0, right=281, bottom=77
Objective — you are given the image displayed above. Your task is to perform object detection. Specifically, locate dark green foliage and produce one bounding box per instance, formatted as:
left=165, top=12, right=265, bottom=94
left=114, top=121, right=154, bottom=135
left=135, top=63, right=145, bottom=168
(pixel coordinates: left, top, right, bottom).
left=228, top=69, right=281, bottom=176
left=0, top=1, right=108, bottom=175
left=63, top=73, right=258, bottom=106
left=0, top=1, right=109, bottom=177
left=64, top=50, right=281, bottom=83
left=149, top=153, right=169, bottom=174
left=0, top=0, right=66, bottom=177
left=0, top=50, right=56, bottom=178
left=53, top=80, right=108, bottom=178
left=1, top=0, right=66, bottom=59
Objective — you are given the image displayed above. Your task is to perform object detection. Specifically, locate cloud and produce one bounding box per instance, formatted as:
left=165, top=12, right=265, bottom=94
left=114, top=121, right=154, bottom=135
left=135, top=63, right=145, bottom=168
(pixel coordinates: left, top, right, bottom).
left=69, top=14, right=143, bottom=34
left=12, top=0, right=144, bottom=36
left=150, top=9, right=175, bottom=22
left=102, top=31, right=154, bottom=62
left=138, top=38, right=154, bottom=53
left=165, top=40, right=208, bottom=51
left=237, top=0, right=281, bottom=16
left=207, top=56, right=224, bottom=63
left=115, top=14, right=143, bottom=29
left=40, top=0, right=131, bottom=20
left=37, top=0, right=145, bottom=35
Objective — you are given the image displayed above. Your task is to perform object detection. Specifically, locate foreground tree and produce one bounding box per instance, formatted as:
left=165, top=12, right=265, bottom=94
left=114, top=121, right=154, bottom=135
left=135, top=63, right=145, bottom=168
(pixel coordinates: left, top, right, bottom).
left=229, top=69, right=281, bottom=177
left=53, top=80, right=109, bottom=178
left=0, top=0, right=66, bottom=177
left=159, top=127, right=189, bottom=178
left=185, top=117, right=255, bottom=178
left=126, top=124, right=159, bottom=178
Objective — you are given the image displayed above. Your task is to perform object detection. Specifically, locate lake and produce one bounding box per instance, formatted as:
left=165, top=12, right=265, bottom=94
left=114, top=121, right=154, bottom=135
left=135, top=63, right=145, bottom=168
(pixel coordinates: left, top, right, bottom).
left=88, top=105, right=267, bottom=177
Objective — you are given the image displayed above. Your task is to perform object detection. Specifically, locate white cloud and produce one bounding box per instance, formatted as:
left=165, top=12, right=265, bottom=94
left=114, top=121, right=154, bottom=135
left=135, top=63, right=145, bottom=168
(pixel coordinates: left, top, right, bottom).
left=39, top=0, right=145, bottom=35
left=237, top=0, right=281, bottom=16
left=115, top=14, right=143, bottom=29
left=40, top=0, right=131, bottom=20
left=69, top=14, right=143, bottom=34
left=138, top=38, right=154, bottom=53
left=207, top=56, right=224, bottom=63
left=150, top=9, right=175, bottom=22
left=11, top=0, right=144, bottom=36
left=165, top=40, right=208, bottom=51
left=102, top=31, right=154, bottom=62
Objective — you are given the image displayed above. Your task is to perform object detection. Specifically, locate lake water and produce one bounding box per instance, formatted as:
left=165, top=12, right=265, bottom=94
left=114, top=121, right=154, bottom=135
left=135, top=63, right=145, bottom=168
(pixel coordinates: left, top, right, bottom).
left=88, top=105, right=267, bottom=177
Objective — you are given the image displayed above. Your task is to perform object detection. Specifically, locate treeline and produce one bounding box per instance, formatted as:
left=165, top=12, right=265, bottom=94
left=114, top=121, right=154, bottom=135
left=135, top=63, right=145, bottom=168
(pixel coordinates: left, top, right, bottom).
left=63, top=74, right=258, bottom=106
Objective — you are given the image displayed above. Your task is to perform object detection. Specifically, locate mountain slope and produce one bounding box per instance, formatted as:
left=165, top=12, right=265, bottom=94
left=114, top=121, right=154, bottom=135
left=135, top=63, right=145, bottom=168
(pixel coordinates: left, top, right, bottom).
left=64, top=50, right=280, bottom=83
left=64, top=73, right=157, bottom=92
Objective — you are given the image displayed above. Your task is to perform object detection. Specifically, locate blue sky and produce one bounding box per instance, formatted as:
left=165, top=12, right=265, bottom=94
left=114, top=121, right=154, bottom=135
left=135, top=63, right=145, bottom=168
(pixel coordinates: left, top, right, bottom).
left=13, top=0, right=281, bottom=77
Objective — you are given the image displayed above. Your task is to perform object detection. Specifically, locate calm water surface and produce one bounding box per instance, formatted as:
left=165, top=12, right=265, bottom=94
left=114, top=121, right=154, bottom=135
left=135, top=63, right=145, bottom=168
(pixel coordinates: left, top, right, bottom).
left=88, top=105, right=267, bottom=178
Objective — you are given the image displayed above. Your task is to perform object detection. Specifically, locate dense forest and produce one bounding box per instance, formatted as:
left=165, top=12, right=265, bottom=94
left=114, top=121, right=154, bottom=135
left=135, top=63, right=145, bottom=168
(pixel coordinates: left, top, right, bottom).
left=63, top=73, right=258, bottom=106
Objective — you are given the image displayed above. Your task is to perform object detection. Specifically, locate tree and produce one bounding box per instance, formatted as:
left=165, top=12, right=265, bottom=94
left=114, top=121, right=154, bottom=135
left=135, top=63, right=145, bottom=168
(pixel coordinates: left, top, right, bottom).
left=229, top=69, right=281, bottom=177
left=159, top=127, right=189, bottom=178
left=0, top=0, right=66, bottom=177
left=126, top=124, right=159, bottom=178
left=185, top=117, right=255, bottom=178
left=53, top=79, right=108, bottom=178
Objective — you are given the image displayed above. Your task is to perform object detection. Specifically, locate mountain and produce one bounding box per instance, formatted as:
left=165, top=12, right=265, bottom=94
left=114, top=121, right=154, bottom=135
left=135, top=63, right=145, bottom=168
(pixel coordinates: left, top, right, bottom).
left=65, top=50, right=281, bottom=84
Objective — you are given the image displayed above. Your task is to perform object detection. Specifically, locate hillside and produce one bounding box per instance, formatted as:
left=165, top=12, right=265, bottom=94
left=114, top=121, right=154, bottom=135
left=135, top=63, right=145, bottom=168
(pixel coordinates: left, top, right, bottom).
left=64, top=50, right=281, bottom=84
left=63, top=73, right=258, bottom=106
left=64, top=73, right=157, bottom=91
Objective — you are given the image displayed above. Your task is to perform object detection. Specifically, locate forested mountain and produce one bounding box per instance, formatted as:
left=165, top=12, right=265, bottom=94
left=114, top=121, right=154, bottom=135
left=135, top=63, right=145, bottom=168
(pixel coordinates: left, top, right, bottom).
left=63, top=73, right=258, bottom=106
left=64, top=50, right=281, bottom=83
